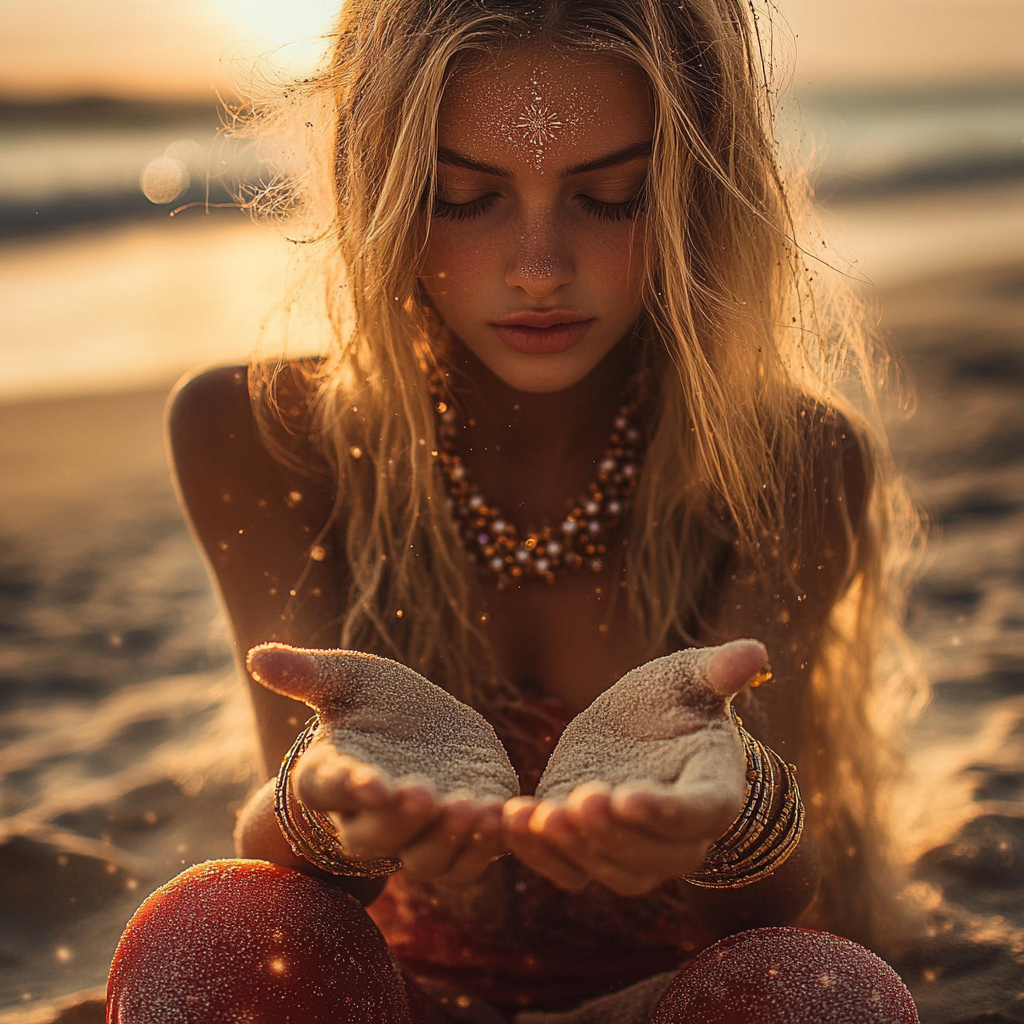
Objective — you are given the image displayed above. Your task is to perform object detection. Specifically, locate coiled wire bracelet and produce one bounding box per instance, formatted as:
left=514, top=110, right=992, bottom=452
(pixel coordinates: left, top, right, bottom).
left=681, top=708, right=805, bottom=889
left=275, top=715, right=402, bottom=879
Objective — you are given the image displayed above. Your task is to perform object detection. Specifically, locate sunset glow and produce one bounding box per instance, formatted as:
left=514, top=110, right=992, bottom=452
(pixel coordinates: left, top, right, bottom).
left=0, top=0, right=1021, bottom=99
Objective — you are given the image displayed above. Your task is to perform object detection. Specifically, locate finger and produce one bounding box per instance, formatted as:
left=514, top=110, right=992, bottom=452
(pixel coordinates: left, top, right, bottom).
left=581, top=825, right=709, bottom=878
left=401, top=798, right=484, bottom=880
left=562, top=787, right=707, bottom=874
left=247, top=643, right=320, bottom=704
left=434, top=806, right=506, bottom=886
left=295, top=744, right=391, bottom=813
left=505, top=827, right=591, bottom=892
left=332, top=783, right=440, bottom=857
left=528, top=801, right=582, bottom=849
left=525, top=801, right=665, bottom=895
left=563, top=785, right=726, bottom=886
left=503, top=803, right=590, bottom=891
left=502, top=796, right=539, bottom=833
left=705, top=638, right=769, bottom=698
left=524, top=802, right=607, bottom=873
left=608, top=785, right=736, bottom=844
left=562, top=781, right=614, bottom=830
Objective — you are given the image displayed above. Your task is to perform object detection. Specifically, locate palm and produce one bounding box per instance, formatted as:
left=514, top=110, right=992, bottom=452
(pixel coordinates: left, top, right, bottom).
left=504, top=640, right=766, bottom=895
left=248, top=644, right=519, bottom=884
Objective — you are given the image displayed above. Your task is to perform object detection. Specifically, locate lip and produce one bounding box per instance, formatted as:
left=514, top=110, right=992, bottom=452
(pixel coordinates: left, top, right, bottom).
left=490, top=310, right=596, bottom=355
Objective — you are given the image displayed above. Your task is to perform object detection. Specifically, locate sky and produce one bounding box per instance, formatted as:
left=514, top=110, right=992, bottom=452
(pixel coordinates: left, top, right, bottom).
left=0, top=0, right=1022, bottom=101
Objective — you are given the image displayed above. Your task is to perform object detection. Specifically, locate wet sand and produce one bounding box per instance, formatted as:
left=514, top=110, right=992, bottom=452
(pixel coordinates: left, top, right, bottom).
left=1, top=253, right=1022, bottom=1021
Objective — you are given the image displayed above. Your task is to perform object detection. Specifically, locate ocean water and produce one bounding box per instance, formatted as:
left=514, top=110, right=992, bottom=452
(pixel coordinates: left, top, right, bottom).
left=798, top=85, right=1024, bottom=195
left=3, top=86, right=1021, bottom=216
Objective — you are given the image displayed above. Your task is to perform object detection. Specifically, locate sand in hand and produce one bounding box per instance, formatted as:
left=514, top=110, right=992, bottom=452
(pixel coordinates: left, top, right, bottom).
left=534, top=640, right=766, bottom=809
left=247, top=644, right=520, bottom=802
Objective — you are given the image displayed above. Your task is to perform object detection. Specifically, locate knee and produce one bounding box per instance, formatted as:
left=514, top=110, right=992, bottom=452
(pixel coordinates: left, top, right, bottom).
left=649, top=926, right=918, bottom=1024
left=107, top=859, right=419, bottom=1024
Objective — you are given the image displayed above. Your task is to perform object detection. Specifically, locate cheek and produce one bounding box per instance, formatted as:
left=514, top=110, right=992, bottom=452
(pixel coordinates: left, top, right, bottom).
left=420, top=225, right=496, bottom=304
left=585, top=222, right=647, bottom=308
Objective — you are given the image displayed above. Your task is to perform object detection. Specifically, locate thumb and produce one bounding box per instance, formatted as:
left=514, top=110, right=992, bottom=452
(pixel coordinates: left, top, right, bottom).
left=704, top=639, right=770, bottom=699
left=246, top=642, right=323, bottom=710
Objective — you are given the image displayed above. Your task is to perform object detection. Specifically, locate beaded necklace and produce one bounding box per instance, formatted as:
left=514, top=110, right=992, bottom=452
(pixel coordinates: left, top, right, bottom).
left=431, top=380, right=644, bottom=586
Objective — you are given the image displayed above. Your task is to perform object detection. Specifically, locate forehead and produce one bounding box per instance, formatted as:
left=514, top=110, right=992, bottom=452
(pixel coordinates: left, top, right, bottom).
left=437, top=46, right=653, bottom=170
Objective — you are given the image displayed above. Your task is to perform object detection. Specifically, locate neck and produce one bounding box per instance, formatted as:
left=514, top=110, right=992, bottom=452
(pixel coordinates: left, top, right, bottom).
left=438, top=340, right=636, bottom=529
left=444, top=340, right=634, bottom=463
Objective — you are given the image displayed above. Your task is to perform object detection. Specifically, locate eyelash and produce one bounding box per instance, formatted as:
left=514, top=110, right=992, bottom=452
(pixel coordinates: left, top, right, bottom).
left=433, top=195, right=498, bottom=221
left=578, top=192, right=647, bottom=222
left=432, top=190, right=646, bottom=223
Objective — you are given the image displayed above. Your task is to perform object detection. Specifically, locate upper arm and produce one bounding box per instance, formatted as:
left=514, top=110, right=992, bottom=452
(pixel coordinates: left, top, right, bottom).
left=167, top=365, right=346, bottom=772
left=700, top=413, right=871, bottom=761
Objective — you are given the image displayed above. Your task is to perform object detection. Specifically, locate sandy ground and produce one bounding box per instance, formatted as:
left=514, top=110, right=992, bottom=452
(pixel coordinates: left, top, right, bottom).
left=0, top=213, right=1023, bottom=1021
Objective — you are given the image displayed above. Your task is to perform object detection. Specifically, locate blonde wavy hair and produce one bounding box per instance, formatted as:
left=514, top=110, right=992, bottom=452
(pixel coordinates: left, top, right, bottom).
left=238, top=0, right=923, bottom=947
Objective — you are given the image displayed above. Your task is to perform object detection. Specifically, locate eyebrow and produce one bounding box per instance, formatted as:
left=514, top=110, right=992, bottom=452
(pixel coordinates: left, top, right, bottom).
left=436, top=140, right=653, bottom=180
left=560, top=141, right=653, bottom=177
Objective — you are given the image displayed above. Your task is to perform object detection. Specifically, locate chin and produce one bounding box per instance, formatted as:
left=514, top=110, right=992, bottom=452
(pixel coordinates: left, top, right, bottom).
left=480, top=353, right=606, bottom=394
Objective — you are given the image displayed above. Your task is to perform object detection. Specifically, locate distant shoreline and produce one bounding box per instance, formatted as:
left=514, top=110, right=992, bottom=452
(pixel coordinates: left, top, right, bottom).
left=2, top=87, right=1023, bottom=237
left=0, top=190, right=247, bottom=239
left=0, top=96, right=222, bottom=127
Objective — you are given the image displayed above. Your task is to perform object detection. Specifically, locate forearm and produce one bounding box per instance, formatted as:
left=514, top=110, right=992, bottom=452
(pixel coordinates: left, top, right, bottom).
left=680, top=825, right=820, bottom=939
left=679, top=713, right=821, bottom=939
left=234, top=778, right=387, bottom=906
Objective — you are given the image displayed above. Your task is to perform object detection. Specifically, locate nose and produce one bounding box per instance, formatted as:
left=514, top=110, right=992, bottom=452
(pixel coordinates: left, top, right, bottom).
left=505, top=211, right=574, bottom=297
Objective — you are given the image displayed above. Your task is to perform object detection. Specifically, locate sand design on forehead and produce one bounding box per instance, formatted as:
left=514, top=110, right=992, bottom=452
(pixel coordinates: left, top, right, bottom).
left=510, top=68, right=581, bottom=170
left=516, top=101, right=564, bottom=152
left=535, top=642, right=757, bottom=805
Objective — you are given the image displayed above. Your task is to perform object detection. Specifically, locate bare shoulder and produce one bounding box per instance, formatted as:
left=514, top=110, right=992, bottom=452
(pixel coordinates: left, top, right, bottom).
left=168, top=364, right=349, bottom=768
left=702, top=405, right=875, bottom=756
left=168, top=363, right=325, bottom=489
left=804, top=404, right=871, bottom=537
left=168, top=364, right=258, bottom=481
left=167, top=364, right=329, bottom=555
left=166, top=361, right=340, bottom=621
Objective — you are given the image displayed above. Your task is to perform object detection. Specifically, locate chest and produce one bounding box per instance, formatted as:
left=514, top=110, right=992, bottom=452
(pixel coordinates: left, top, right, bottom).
left=479, top=566, right=652, bottom=714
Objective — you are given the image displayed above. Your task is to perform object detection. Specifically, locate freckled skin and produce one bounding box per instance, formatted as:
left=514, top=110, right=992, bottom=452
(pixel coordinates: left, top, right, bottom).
left=421, top=48, right=653, bottom=395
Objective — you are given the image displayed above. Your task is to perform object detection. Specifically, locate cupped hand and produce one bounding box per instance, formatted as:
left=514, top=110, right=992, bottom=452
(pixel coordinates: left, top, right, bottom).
left=503, top=640, right=768, bottom=896
left=247, top=643, right=520, bottom=887
left=294, top=739, right=505, bottom=885
left=503, top=778, right=743, bottom=896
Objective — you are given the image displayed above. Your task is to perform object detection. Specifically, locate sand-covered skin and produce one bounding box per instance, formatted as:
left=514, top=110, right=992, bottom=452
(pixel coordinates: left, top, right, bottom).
left=248, top=644, right=519, bottom=802
left=535, top=643, right=753, bottom=806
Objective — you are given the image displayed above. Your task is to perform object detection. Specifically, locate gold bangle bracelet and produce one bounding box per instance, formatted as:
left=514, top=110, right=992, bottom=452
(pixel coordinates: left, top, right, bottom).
left=681, top=710, right=805, bottom=889
left=274, top=716, right=402, bottom=880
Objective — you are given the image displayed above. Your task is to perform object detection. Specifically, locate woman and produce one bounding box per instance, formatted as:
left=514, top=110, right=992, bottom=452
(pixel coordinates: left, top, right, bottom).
left=107, top=1, right=922, bottom=1020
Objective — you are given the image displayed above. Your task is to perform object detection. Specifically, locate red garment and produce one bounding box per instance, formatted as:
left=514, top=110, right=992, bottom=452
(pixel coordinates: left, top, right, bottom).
left=368, top=695, right=713, bottom=1012
left=106, top=863, right=920, bottom=1023
left=106, top=860, right=446, bottom=1024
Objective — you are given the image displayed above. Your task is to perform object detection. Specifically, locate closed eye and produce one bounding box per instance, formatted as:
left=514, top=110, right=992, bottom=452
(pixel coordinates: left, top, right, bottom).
left=432, top=190, right=647, bottom=223
left=578, top=190, right=647, bottom=222
left=433, top=194, right=499, bottom=221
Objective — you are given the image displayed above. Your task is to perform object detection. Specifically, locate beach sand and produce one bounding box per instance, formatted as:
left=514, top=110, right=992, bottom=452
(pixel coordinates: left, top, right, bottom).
left=1, top=250, right=1023, bottom=1021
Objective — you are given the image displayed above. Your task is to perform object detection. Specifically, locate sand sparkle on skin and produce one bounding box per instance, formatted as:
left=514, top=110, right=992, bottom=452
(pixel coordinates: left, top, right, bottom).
left=248, top=644, right=520, bottom=803
left=535, top=644, right=751, bottom=810
left=2, top=243, right=1023, bottom=1021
